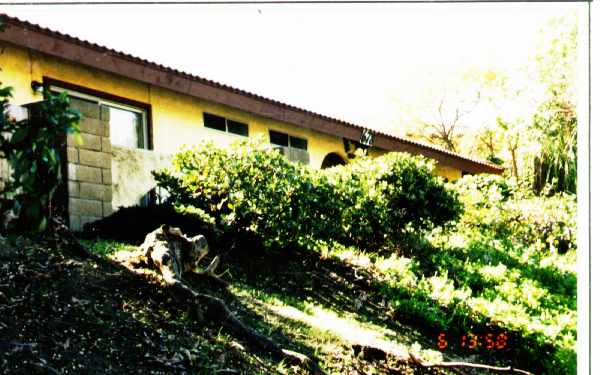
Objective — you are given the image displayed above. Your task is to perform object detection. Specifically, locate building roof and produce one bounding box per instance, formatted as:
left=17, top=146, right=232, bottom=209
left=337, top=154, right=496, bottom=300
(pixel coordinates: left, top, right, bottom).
left=0, top=14, right=503, bottom=175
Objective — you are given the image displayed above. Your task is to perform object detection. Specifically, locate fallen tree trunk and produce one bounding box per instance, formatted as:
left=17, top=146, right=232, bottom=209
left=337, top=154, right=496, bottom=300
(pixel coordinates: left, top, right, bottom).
left=51, top=219, right=326, bottom=375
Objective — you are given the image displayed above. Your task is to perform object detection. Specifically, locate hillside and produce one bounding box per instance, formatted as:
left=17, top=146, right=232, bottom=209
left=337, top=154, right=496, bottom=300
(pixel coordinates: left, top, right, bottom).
left=1, top=233, right=510, bottom=375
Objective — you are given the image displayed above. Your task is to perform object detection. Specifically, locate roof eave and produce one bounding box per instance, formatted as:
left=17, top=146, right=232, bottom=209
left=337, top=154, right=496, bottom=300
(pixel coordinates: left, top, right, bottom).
left=0, top=14, right=503, bottom=175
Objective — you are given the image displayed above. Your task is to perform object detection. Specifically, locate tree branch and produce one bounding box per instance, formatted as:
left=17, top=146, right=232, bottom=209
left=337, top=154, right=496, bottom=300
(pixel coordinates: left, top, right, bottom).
left=408, top=352, right=534, bottom=375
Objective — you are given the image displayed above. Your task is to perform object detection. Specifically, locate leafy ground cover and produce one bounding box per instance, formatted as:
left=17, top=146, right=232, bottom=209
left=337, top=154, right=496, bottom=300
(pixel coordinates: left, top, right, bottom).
left=358, top=176, right=577, bottom=375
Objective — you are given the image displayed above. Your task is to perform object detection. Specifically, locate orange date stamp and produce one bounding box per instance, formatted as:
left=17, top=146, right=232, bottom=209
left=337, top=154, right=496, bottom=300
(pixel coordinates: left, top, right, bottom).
left=437, top=332, right=508, bottom=350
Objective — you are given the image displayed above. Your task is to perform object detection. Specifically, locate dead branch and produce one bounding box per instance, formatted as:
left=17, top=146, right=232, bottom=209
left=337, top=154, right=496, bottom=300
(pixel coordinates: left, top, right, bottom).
left=421, top=90, right=482, bottom=153
left=352, top=344, right=533, bottom=375
left=409, top=352, right=534, bottom=375
left=170, top=277, right=325, bottom=374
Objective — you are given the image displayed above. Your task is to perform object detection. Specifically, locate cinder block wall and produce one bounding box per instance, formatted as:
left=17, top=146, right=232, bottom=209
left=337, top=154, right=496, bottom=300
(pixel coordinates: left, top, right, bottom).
left=66, top=98, right=113, bottom=231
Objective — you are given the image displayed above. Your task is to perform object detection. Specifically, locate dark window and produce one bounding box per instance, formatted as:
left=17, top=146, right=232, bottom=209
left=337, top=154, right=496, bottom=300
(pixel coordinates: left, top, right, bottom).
left=227, top=119, right=249, bottom=136
left=269, top=130, right=289, bottom=147
left=203, top=113, right=226, bottom=132
left=269, top=130, right=309, bottom=165
left=290, top=136, right=308, bottom=150
left=204, top=112, right=248, bottom=136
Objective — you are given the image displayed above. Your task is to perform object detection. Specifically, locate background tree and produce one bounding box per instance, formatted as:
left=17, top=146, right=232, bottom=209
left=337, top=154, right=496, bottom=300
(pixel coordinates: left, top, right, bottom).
left=496, top=117, right=527, bottom=183
left=401, top=69, right=489, bottom=153
left=475, top=125, right=504, bottom=166
left=529, top=13, right=577, bottom=195
left=460, top=12, right=577, bottom=193
left=417, top=91, right=481, bottom=152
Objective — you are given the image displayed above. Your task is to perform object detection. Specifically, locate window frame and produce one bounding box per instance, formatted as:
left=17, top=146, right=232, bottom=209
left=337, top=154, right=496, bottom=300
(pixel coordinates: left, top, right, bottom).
left=43, top=77, right=153, bottom=150
left=268, top=129, right=310, bottom=165
left=202, top=112, right=249, bottom=137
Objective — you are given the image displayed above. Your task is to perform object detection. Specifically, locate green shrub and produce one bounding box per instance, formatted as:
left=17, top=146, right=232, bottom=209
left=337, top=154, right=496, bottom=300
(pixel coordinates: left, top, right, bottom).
left=153, top=140, right=341, bottom=250
left=324, top=153, right=463, bottom=249
left=153, top=139, right=462, bottom=251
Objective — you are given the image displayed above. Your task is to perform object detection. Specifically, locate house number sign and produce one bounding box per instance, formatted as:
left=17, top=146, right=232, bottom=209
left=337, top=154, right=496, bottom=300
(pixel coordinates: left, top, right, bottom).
left=360, top=128, right=374, bottom=147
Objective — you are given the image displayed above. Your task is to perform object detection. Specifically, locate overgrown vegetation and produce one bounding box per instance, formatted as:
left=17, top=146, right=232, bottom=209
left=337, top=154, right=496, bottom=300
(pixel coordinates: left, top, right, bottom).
left=0, top=86, right=80, bottom=232
left=0, top=100, right=575, bottom=373
left=149, top=140, right=576, bottom=374
left=365, top=175, right=577, bottom=374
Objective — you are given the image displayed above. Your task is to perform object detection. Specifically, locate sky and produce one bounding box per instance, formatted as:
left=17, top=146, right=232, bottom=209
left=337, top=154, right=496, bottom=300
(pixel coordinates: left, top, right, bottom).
left=0, top=1, right=585, bottom=136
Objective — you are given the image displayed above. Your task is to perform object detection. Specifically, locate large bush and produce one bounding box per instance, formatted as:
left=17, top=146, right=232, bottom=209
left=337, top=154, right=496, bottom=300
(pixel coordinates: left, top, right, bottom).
left=153, top=140, right=341, bottom=250
left=323, top=153, right=463, bottom=249
left=452, top=174, right=576, bottom=254
left=153, top=140, right=462, bottom=252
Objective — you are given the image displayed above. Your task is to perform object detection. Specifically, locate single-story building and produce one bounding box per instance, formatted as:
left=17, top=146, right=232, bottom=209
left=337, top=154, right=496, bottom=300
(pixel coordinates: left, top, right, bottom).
left=0, top=14, right=502, bottom=231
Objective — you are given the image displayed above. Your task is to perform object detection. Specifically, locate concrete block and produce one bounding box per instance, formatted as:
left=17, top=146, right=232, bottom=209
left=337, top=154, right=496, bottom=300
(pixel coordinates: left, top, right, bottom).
left=101, top=137, right=111, bottom=153
left=67, top=133, right=77, bottom=147
left=78, top=117, right=104, bottom=136
left=67, top=163, right=102, bottom=184
left=70, top=98, right=100, bottom=119
left=79, top=149, right=111, bottom=169
left=67, top=133, right=101, bottom=151
left=103, top=201, right=113, bottom=217
left=79, top=133, right=102, bottom=151
left=102, top=168, right=112, bottom=185
left=79, top=182, right=111, bottom=201
left=69, top=198, right=103, bottom=217
left=100, top=106, right=111, bottom=122
left=66, top=147, right=79, bottom=163
left=69, top=214, right=82, bottom=232
left=102, top=121, right=110, bottom=137
left=68, top=181, right=80, bottom=198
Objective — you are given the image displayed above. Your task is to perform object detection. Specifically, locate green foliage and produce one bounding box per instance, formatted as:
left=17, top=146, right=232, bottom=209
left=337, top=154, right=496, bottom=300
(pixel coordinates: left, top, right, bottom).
left=0, top=87, right=80, bottom=232
left=79, top=238, right=137, bottom=257
left=304, top=174, right=576, bottom=373
left=528, top=13, right=577, bottom=195
left=361, top=173, right=577, bottom=374
left=153, top=140, right=340, bottom=250
left=153, top=139, right=461, bottom=251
